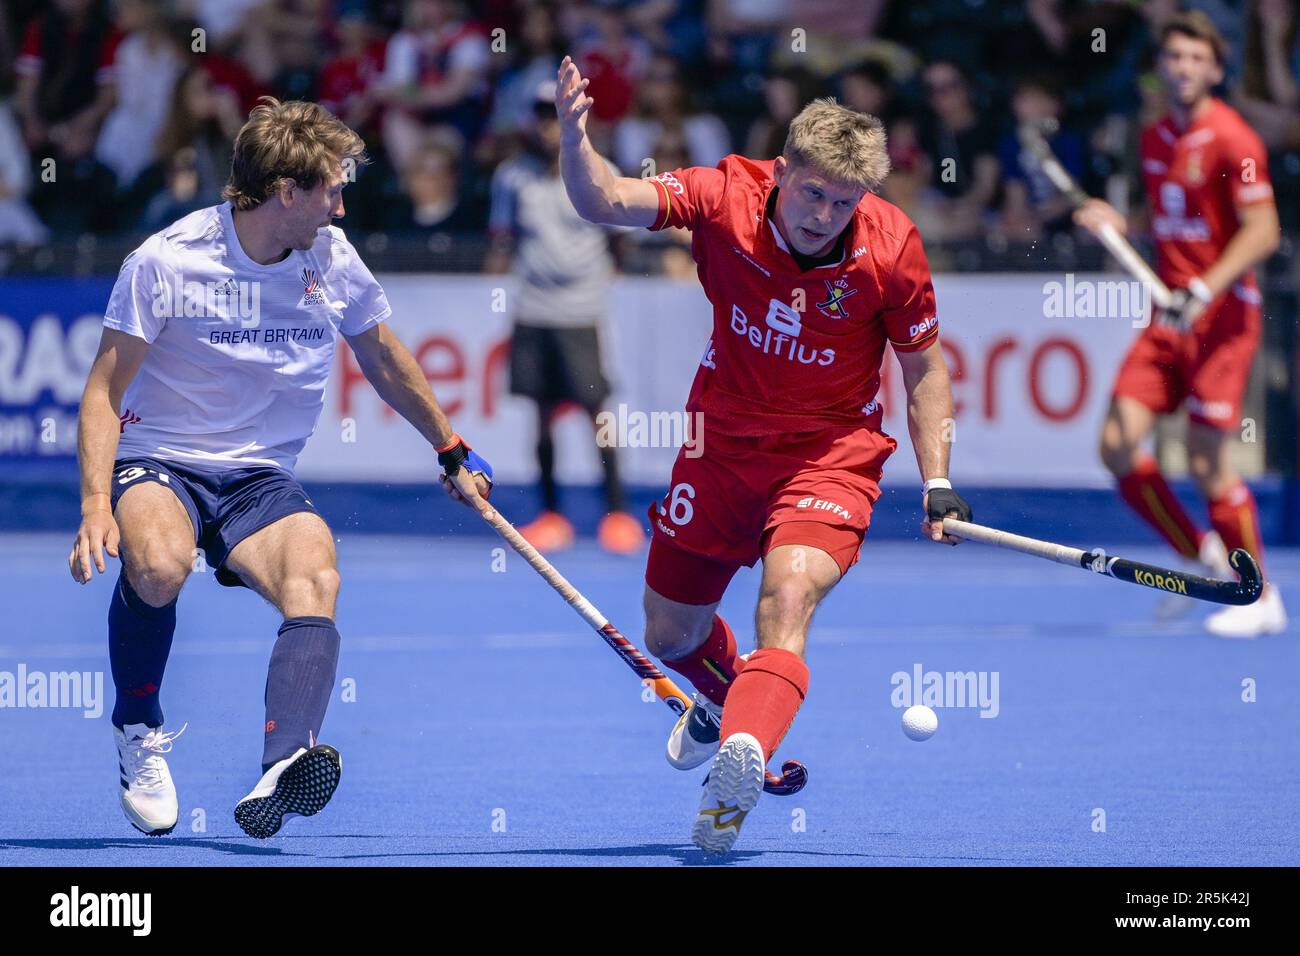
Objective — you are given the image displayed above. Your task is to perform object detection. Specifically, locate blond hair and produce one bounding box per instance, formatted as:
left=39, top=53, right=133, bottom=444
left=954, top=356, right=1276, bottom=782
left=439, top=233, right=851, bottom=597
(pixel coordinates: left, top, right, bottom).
left=223, top=98, right=368, bottom=210
left=782, top=97, right=889, bottom=192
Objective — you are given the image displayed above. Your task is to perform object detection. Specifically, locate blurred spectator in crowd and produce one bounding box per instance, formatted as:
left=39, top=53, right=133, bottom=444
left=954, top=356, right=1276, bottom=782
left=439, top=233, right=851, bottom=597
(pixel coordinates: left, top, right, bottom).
left=374, top=0, right=491, bottom=172
left=838, top=59, right=896, bottom=122
left=0, top=97, right=49, bottom=243
left=621, top=125, right=696, bottom=278
left=136, top=65, right=244, bottom=229
left=571, top=4, right=651, bottom=143
left=879, top=0, right=999, bottom=79
left=317, top=9, right=387, bottom=135
left=1234, top=0, right=1300, bottom=153
left=702, top=0, right=781, bottom=146
left=13, top=0, right=119, bottom=233
left=877, top=110, right=927, bottom=213
left=484, top=1, right=564, bottom=156
left=484, top=82, right=644, bottom=555
left=911, top=59, right=999, bottom=241
left=614, top=54, right=728, bottom=175
left=768, top=0, right=891, bottom=78
left=95, top=0, right=185, bottom=196
left=997, top=75, right=1086, bottom=239
left=139, top=145, right=208, bottom=230
left=240, top=0, right=328, bottom=98
left=177, top=0, right=262, bottom=53
left=837, top=59, right=929, bottom=214
left=382, top=129, right=483, bottom=233
left=743, top=66, right=819, bottom=159
left=1021, top=0, right=1156, bottom=124
left=619, top=0, right=709, bottom=71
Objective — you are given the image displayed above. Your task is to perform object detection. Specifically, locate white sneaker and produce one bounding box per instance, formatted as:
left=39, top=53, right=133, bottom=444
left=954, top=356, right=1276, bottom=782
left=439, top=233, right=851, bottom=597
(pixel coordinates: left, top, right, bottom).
left=1157, top=532, right=1232, bottom=620
left=1199, top=530, right=1233, bottom=577
left=1205, top=584, right=1287, bottom=639
left=667, top=694, right=722, bottom=770
left=234, top=744, right=342, bottom=839
left=115, top=722, right=186, bottom=836
left=691, top=733, right=765, bottom=854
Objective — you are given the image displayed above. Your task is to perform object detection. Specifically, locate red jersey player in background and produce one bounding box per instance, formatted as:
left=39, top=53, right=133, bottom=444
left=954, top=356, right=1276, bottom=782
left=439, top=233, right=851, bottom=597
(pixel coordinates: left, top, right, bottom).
left=556, top=56, right=971, bottom=852
left=1075, top=11, right=1284, bottom=638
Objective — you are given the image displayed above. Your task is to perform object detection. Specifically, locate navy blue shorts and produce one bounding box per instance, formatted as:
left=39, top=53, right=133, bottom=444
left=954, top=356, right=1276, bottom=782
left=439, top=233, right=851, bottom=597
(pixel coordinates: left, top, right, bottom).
left=109, top=457, right=321, bottom=589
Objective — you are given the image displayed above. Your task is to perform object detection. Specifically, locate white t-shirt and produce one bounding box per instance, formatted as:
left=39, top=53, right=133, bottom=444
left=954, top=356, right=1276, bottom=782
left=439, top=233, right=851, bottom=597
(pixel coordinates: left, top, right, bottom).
left=104, top=203, right=391, bottom=471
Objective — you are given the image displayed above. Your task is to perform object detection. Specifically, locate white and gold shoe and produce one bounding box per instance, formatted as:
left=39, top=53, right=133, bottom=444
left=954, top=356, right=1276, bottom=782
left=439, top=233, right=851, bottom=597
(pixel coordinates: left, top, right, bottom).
left=691, top=733, right=765, bottom=854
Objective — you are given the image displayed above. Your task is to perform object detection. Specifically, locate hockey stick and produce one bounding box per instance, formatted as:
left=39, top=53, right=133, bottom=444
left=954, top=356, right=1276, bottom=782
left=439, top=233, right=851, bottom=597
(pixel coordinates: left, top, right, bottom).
left=1017, top=120, right=1173, bottom=309
left=943, top=517, right=1263, bottom=606
left=471, top=497, right=808, bottom=795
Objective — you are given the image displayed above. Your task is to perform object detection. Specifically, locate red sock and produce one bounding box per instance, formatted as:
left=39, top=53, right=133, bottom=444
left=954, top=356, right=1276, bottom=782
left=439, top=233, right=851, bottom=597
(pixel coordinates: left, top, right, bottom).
left=661, top=615, right=745, bottom=706
left=1118, top=457, right=1204, bottom=559
left=718, top=648, right=809, bottom=761
left=1209, top=482, right=1265, bottom=574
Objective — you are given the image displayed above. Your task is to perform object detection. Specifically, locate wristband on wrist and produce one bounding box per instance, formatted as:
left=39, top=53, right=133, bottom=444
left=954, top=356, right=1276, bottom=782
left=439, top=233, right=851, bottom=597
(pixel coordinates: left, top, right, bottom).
left=922, top=477, right=952, bottom=497
left=437, top=434, right=470, bottom=476
left=435, top=433, right=463, bottom=454
left=1187, top=277, right=1213, bottom=303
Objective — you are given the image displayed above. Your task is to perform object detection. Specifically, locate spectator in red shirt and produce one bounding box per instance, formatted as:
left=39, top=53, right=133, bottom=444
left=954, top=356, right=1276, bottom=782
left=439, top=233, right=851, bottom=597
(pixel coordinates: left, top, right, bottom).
left=317, top=10, right=387, bottom=136
left=13, top=0, right=120, bottom=232
left=372, top=0, right=491, bottom=172
left=14, top=0, right=117, bottom=163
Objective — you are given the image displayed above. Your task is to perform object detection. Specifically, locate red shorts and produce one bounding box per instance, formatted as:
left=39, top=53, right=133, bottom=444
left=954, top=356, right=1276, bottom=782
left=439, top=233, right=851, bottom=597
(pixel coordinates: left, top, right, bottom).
left=645, top=424, right=896, bottom=605
left=1112, top=287, right=1260, bottom=430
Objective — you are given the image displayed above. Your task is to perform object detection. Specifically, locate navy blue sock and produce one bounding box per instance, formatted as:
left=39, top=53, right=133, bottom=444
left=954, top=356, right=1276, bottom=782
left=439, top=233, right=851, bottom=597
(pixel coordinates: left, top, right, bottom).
left=109, top=572, right=177, bottom=729
left=263, top=616, right=340, bottom=771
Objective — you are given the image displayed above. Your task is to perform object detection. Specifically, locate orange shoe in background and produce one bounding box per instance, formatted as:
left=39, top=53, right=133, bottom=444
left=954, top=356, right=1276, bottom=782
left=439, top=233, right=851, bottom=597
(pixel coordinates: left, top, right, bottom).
left=518, top=510, right=576, bottom=552
left=597, top=511, right=647, bottom=555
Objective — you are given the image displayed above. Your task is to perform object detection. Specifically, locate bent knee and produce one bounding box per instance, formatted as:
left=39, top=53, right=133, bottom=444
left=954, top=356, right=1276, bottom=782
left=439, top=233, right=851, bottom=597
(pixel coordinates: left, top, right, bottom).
left=123, top=545, right=191, bottom=606
left=642, top=593, right=712, bottom=660
left=281, top=565, right=341, bottom=615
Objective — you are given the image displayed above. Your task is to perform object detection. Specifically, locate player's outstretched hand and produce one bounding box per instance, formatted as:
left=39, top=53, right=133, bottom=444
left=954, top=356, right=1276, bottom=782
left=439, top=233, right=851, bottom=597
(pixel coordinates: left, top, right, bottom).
left=922, top=487, right=972, bottom=545
left=69, top=500, right=120, bottom=584
left=556, top=55, right=593, bottom=143
left=1072, top=198, right=1126, bottom=237
left=436, top=435, right=493, bottom=510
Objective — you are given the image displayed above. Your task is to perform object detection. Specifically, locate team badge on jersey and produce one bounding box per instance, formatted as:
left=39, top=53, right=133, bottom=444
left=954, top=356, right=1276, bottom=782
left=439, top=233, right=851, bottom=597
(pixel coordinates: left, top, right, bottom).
left=300, top=269, right=327, bottom=306
left=816, top=278, right=859, bottom=319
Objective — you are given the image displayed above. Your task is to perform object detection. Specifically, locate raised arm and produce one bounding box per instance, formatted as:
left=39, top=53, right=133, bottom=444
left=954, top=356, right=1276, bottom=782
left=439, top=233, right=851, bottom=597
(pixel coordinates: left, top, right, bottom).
left=555, top=55, right=661, bottom=227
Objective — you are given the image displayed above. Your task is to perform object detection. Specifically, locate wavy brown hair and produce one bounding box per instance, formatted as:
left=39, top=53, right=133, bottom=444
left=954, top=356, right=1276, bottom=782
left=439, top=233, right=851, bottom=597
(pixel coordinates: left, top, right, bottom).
left=223, top=97, right=368, bottom=210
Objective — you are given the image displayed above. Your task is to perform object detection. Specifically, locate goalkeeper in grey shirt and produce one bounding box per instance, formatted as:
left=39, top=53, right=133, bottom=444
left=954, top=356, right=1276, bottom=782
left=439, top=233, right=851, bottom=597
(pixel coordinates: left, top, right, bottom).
left=484, top=81, right=644, bottom=554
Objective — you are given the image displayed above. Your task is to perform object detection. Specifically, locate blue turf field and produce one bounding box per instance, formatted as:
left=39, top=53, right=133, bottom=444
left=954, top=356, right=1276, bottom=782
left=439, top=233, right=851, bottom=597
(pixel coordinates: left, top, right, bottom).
left=1, top=531, right=1297, bottom=866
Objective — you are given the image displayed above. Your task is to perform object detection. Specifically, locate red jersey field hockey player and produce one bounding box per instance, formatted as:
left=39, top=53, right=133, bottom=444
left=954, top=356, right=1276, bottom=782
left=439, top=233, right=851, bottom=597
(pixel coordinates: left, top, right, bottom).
left=1074, top=12, right=1284, bottom=638
left=556, top=56, right=971, bottom=852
